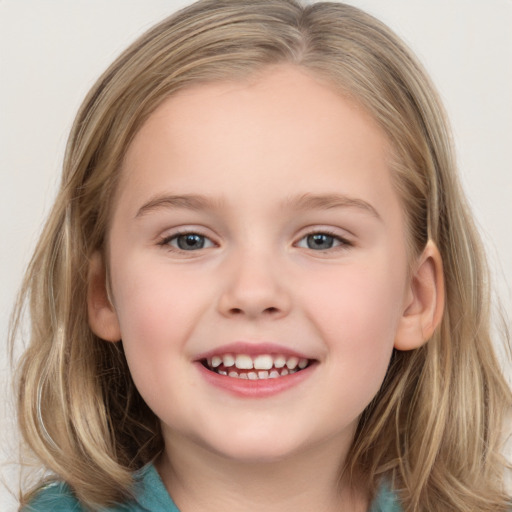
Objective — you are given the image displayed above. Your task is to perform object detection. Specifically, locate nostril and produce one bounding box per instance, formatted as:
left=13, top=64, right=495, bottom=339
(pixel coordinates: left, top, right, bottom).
left=228, top=307, right=279, bottom=315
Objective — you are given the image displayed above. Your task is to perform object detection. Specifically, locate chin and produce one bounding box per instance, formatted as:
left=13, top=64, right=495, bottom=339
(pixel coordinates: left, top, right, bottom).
left=213, top=445, right=302, bottom=464
left=197, top=428, right=316, bottom=464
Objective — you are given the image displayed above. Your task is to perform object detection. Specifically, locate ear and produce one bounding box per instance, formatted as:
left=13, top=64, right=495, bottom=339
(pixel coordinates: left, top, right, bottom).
left=394, top=240, right=445, bottom=351
left=87, top=251, right=121, bottom=342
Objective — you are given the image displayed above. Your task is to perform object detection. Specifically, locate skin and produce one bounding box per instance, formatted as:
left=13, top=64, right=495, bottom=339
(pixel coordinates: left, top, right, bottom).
left=88, top=65, right=444, bottom=511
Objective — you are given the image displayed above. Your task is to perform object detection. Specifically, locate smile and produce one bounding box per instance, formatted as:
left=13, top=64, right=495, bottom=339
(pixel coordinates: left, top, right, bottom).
left=195, top=343, right=317, bottom=397
left=202, top=353, right=311, bottom=380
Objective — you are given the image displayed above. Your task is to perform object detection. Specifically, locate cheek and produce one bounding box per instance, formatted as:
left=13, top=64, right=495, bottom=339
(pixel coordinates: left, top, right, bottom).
left=110, top=253, right=209, bottom=338
left=311, top=260, right=404, bottom=328
left=303, top=255, right=407, bottom=374
left=108, top=262, right=203, bottom=412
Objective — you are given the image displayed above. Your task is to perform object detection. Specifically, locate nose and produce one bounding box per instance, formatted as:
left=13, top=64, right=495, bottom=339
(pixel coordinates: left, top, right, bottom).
left=217, top=249, right=292, bottom=320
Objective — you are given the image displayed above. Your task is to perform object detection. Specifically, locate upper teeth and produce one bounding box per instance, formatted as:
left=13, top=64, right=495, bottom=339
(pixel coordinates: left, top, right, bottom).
left=208, top=354, right=309, bottom=371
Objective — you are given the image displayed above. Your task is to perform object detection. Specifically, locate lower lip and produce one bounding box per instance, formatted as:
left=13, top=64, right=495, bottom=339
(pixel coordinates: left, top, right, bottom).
left=196, top=362, right=316, bottom=398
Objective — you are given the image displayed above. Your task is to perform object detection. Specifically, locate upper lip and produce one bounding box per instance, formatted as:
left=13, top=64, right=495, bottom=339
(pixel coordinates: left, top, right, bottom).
left=194, top=341, right=314, bottom=361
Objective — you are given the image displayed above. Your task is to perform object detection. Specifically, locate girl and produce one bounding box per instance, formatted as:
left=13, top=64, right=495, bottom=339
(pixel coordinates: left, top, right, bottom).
left=10, top=0, right=511, bottom=511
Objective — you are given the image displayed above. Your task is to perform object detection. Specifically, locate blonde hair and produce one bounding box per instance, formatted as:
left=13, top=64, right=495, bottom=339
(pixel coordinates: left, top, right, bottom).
left=11, top=1, right=511, bottom=510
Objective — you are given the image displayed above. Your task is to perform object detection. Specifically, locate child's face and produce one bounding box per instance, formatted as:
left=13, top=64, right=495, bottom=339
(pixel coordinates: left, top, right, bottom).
left=100, top=66, right=415, bottom=463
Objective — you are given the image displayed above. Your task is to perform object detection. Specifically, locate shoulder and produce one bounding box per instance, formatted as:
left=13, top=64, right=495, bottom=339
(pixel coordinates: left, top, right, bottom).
left=369, top=482, right=403, bottom=512
left=22, top=481, right=84, bottom=512
left=22, top=464, right=179, bottom=512
left=23, top=481, right=137, bottom=512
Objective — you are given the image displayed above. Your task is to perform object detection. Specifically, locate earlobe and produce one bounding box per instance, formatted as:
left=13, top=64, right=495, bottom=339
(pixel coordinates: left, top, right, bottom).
left=394, top=240, right=445, bottom=351
left=87, top=251, right=122, bottom=342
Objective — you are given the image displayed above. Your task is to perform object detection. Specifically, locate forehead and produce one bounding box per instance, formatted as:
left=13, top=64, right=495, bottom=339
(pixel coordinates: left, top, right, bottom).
left=116, top=65, right=398, bottom=221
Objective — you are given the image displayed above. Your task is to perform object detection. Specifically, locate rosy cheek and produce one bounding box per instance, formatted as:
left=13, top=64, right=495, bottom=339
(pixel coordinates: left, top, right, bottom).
left=112, top=261, right=199, bottom=347
left=307, top=264, right=401, bottom=349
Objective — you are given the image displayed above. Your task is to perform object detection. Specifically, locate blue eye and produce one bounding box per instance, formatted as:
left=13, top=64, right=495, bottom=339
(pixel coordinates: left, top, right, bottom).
left=164, top=233, right=214, bottom=251
left=297, top=232, right=347, bottom=250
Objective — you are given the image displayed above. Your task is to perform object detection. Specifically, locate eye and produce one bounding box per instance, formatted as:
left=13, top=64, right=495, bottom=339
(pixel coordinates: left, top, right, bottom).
left=162, top=232, right=215, bottom=251
left=296, top=232, right=348, bottom=251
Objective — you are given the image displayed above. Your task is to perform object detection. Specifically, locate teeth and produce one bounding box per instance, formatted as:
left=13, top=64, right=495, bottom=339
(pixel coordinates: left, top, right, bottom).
left=216, top=367, right=302, bottom=379
left=286, top=356, right=299, bottom=369
left=253, top=354, right=273, bottom=370
left=273, top=355, right=286, bottom=368
left=223, top=354, right=235, bottom=367
left=235, top=354, right=253, bottom=369
left=207, top=353, right=311, bottom=377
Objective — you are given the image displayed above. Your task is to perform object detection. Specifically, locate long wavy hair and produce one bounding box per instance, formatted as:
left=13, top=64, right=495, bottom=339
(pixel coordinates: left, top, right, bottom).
left=11, top=1, right=511, bottom=510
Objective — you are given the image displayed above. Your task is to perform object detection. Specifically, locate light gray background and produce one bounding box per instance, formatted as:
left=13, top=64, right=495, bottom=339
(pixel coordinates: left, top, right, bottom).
left=1, top=1, right=511, bottom=509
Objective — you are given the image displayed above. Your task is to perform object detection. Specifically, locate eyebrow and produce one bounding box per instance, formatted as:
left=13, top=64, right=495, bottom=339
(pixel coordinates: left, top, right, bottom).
left=135, top=194, right=222, bottom=218
left=135, top=192, right=381, bottom=220
left=286, top=193, right=381, bottom=220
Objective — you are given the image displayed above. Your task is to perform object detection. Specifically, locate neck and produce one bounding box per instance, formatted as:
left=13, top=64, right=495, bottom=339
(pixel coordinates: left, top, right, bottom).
left=156, top=433, right=368, bottom=512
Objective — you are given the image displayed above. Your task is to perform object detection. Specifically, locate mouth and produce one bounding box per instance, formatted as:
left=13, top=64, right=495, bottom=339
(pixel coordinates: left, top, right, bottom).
left=201, top=353, right=313, bottom=380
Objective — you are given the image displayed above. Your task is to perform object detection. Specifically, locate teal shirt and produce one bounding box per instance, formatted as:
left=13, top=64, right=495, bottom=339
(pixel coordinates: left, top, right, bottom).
left=24, top=464, right=402, bottom=511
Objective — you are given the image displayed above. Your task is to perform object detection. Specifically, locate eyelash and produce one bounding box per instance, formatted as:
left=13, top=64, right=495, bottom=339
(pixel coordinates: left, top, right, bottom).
left=158, top=229, right=351, bottom=253
left=295, top=230, right=352, bottom=252
left=158, top=231, right=216, bottom=252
